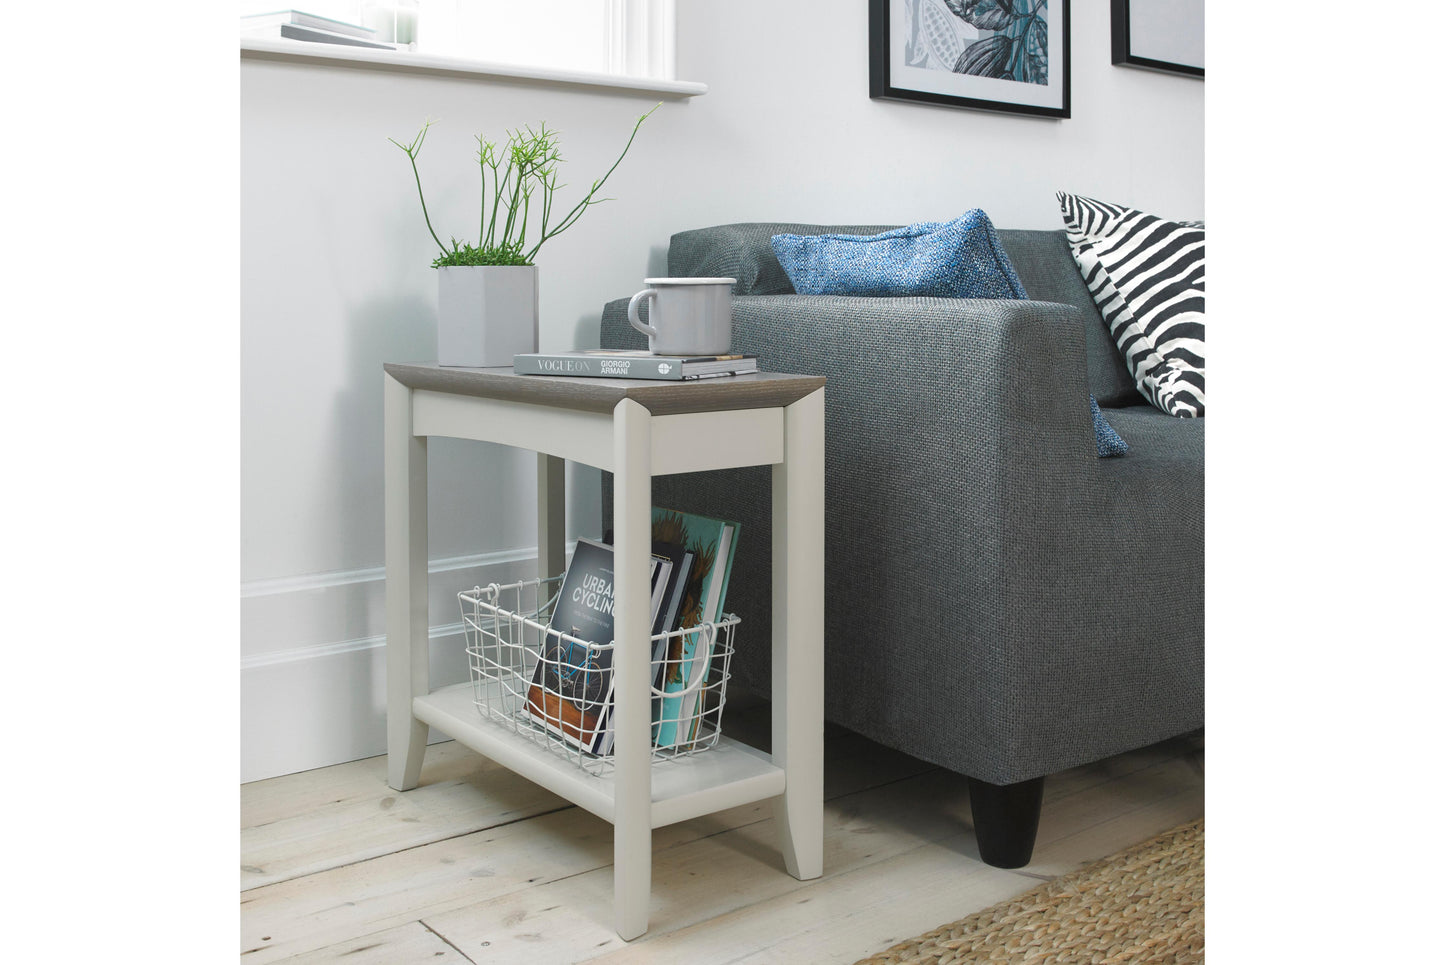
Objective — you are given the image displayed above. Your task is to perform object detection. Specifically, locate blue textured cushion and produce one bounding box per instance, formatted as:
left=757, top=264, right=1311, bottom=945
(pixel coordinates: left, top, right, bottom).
left=770, top=211, right=1027, bottom=299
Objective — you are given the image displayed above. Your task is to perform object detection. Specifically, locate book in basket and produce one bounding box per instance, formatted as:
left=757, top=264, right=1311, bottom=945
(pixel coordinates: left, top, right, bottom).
left=513, top=349, right=758, bottom=381
left=599, top=531, right=698, bottom=754
left=525, top=538, right=670, bottom=754
left=649, top=508, right=741, bottom=748
left=589, top=538, right=691, bottom=756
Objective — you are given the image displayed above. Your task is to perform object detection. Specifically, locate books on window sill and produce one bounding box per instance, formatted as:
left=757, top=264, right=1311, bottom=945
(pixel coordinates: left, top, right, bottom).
left=513, top=349, right=759, bottom=381
left=241, top=11, right=395, bottom=49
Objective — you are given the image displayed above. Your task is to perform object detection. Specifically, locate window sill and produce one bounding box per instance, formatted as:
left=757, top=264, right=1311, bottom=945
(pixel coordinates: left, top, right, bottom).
left=240, top=37, right=707, bottom=98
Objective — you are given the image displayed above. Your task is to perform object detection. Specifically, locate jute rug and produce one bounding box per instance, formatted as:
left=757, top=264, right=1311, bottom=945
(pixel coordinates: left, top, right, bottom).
left=854, top=819, right=1203, bottom=964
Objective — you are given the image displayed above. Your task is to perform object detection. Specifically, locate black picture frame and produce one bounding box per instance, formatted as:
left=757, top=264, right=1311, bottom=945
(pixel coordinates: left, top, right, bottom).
left=1110, top=0, right=1204, bottom=78
left=869, top=0, right=1070, bottom=119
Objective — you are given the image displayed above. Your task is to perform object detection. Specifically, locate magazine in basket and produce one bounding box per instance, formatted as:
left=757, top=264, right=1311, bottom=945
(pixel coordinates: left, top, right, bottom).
left=650, top=508, right=742, bottom=748
left=590, top=538, right=692, bottom=756
left=524, top=537, right=671, bottom=754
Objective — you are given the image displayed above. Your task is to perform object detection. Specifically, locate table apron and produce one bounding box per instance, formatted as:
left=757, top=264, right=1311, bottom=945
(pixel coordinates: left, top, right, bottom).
left=410, top=389, right=787, bottom=473
left=649, top=408, right=784, bottom=474
left=412, top=390, right=613, bottom=467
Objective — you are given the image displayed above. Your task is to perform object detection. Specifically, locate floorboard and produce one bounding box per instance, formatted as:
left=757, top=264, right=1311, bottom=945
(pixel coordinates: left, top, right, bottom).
left=239, top=696, right=1203, bottom=964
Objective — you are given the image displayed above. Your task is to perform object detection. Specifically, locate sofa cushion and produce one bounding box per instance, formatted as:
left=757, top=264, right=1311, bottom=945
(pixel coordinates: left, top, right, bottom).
left=669, top=223, right=1143, bottom=407
left=1057, top=193, right=1206, bottom=417
left=670, top=222, right=896, bottom=296
left=768, top=211, right=1027, bottom=299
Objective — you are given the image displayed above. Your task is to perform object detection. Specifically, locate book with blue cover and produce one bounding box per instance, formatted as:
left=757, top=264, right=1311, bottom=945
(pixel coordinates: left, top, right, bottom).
left=649, top=508, right=741, bottom=748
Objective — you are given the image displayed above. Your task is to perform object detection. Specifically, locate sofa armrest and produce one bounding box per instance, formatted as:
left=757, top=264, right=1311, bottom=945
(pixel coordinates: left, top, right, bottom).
left=601, top=293, right=1101, bottom=472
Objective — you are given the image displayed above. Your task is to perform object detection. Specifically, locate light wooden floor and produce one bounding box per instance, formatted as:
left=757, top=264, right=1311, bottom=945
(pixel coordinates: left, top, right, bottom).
left=240, top=695, right=1204, bottom=964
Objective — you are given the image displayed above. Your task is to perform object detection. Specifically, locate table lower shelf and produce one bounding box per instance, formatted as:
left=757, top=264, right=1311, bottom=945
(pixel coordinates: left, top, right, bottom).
left=413, top=682, right=787, bottom=828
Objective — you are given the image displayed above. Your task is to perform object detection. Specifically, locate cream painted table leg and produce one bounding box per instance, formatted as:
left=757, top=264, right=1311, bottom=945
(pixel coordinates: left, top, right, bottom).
left=537, top=454, right=566, bottom=580
left=385, top=373, right=431, bottom=792
left=611, top=399, right=654, bottom=940
left=772, top=387, right=825, bottom=879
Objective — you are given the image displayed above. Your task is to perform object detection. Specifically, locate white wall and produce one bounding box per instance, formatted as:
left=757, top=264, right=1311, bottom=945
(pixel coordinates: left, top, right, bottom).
left=240, top=0, right=1204, bottom=782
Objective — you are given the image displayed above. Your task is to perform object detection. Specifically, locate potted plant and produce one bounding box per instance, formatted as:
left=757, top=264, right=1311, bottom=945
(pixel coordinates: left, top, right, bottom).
left=391, top=105, right=657, bottom=367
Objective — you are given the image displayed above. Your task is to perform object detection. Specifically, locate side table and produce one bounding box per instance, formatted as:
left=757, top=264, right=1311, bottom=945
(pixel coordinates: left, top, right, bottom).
left=382, top=363, right=826, bottom=939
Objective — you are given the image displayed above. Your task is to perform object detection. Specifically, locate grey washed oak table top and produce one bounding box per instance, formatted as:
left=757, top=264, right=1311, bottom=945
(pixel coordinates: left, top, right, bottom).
left=384, top=363, right=826, bottom=416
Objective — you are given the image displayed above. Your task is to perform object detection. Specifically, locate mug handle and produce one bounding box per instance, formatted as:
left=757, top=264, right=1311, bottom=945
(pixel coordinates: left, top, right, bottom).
left=627, top=288, right=659, bottom=338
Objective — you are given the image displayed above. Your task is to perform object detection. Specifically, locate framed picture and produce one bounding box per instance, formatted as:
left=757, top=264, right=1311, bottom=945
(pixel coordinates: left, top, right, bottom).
left=1111, top=0, right=1204, bottom=77
left=869, top=0, right=1070, bottom=119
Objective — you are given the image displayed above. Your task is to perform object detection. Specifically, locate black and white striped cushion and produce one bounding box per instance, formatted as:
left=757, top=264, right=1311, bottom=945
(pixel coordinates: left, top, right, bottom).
left=1057, top=192, right=1205, bottom=417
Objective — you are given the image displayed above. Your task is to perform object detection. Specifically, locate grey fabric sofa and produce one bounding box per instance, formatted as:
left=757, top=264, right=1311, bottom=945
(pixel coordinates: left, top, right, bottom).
left=598, top=223, right=1204, bottom=867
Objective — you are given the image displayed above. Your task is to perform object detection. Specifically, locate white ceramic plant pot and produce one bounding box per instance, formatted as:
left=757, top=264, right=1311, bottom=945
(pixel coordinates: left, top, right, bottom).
left=436, top=265, right=539, bottom=367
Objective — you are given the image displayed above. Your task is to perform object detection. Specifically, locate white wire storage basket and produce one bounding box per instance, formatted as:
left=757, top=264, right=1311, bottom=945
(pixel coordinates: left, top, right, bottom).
left=460, top=576, right=738, bottom=777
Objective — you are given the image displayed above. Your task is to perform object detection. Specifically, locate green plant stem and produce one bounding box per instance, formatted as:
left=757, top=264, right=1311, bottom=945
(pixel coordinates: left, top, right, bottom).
left=388, top=124, right=447, bottom=257
left=482, top=136, right=494, bottom=248
left=525, top=104, right=658, bottom=262
left=538, top=169, right=556, bottom=239
left=410, top=155, right=446, bottom=255
left=487, top=156, right=506, bottom=248
left=517, top=184, right=533, bottom=253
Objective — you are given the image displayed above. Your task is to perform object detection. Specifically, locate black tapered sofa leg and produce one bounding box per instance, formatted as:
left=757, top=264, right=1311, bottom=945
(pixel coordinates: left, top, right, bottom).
left=968, top=775, right=1045, bottom=868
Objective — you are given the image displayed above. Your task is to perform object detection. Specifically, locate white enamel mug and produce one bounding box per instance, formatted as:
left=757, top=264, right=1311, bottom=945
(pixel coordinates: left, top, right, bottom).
left=626, top=277, right=737, bottom=355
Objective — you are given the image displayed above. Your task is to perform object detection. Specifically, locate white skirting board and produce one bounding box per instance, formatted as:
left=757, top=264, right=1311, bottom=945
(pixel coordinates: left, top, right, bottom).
left=240, top=625, right=469, bottom=784
left=240, top=546, right=568, bottom=783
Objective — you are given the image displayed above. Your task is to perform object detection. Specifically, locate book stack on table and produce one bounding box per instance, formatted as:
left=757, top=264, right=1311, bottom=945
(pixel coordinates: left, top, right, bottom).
left=513, top=350, right=759, bottom=382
